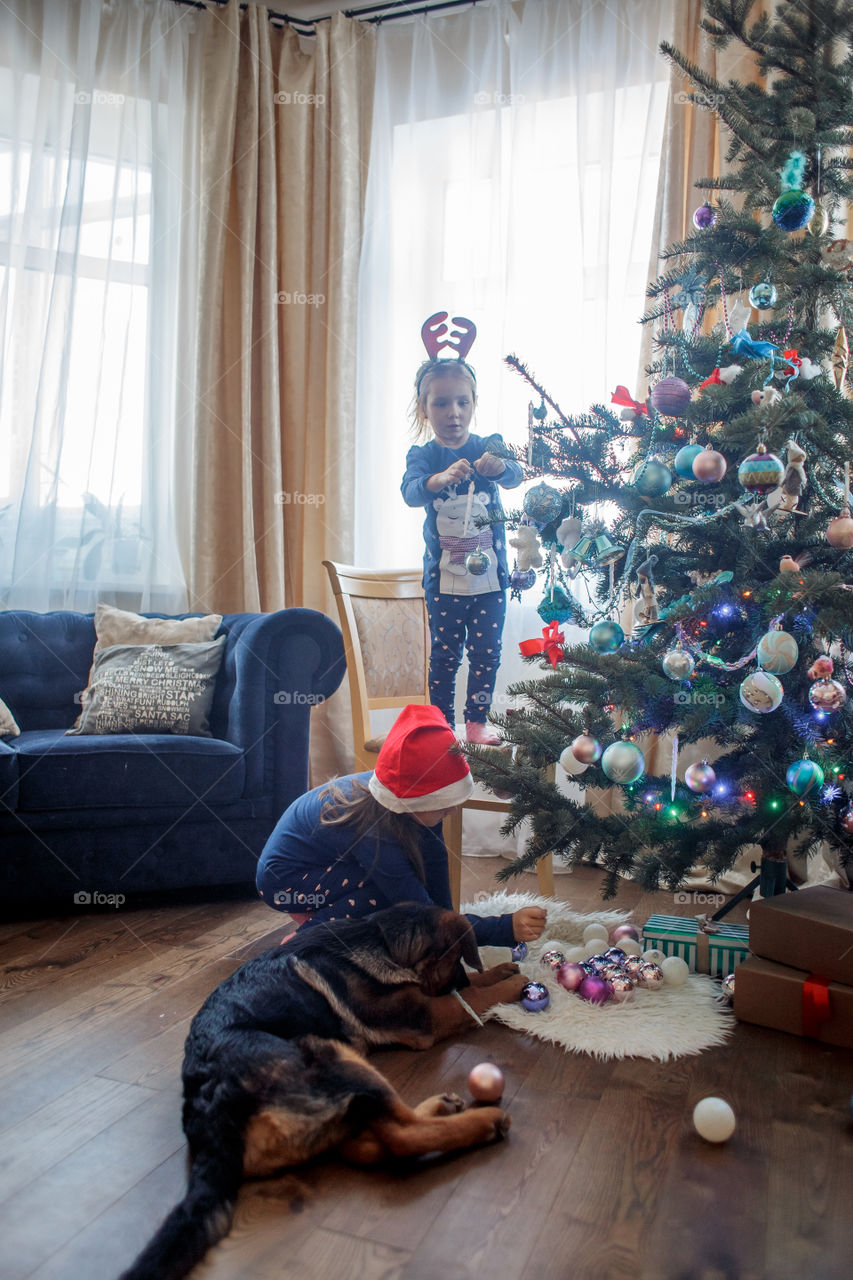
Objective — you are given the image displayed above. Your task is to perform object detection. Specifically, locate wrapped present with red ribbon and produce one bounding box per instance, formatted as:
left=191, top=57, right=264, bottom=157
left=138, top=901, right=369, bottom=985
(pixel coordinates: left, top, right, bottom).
left=748, top=885, right=853, bottom=986
left=734, top=954, right=853, bottom=1048
left=519, top=620, right=565, bottom=669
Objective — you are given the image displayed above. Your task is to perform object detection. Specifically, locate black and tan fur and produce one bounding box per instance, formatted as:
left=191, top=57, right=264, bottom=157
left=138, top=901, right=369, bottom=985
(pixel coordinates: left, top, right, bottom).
left=118, top=903, right=527, bottom=1280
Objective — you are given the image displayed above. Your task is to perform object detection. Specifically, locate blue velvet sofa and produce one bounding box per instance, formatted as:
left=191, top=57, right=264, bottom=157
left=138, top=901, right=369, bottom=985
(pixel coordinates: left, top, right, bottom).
left=0, top=609, right=345, bottom=913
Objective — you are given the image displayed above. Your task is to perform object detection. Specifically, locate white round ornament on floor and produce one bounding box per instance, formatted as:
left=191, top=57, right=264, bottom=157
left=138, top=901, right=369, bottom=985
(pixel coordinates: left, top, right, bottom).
left=619, top=937, right=643, bottom=956
left=642, top=948, right=667, bottom=965
left=565, top=946, right=589, bottom=963
left=583, top=923, right=609, bottom=945
left=693, top=1097, right=736, bottom=1143
left=661, top=955, right=690, bottom=985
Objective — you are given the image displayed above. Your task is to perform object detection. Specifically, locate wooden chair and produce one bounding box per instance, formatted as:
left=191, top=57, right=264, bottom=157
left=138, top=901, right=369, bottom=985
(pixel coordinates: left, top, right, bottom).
left=322, top=560, right=554, bottom=908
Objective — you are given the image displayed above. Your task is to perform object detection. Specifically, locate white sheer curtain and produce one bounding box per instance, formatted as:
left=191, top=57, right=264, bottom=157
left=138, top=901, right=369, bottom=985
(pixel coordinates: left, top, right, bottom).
left=0, top=0, right=194, bottom=612
left=355, top=0, right=674, bottom=853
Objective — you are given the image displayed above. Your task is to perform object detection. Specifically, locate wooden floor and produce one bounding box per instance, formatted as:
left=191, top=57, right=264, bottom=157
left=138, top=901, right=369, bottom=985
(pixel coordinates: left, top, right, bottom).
left=1, top=859, right=852, bottom=1280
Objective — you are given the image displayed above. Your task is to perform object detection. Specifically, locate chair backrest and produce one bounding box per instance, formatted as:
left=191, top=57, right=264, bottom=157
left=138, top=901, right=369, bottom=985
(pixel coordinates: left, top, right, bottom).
left=322, top=561, right=430, bottom=771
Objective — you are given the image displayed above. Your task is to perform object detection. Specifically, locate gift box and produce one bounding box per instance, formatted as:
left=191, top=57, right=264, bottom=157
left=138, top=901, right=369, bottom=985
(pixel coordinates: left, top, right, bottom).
left=748, top=886, right=853, bottom=987
left=642, top=914, right=750, bottom=977
left=734, top=954, right=853, bottom=1049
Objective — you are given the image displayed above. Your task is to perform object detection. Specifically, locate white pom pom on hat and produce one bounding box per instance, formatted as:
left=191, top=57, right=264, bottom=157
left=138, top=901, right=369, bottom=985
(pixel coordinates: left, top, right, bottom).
left=368, top=705, right=474, bottom=813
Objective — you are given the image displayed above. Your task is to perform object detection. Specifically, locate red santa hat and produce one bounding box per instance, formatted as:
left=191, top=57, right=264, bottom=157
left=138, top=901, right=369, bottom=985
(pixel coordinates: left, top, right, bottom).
left=368, top=704, right=474, bottom=813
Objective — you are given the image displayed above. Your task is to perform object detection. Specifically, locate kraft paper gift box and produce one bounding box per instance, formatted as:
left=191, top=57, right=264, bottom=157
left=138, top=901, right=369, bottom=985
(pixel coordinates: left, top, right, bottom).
left=642, top=914, right=750, bottom=977
left=734, top=953, right=853, bottom=1049
left=748, top=886, right=853, bottom=987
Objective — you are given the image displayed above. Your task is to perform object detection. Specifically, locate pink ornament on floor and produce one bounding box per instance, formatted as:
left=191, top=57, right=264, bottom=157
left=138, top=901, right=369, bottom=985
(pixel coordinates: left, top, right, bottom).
left=611, top=923, right=640, bottom=944
left=556, top=961, right=586, bottom=992
left=467, top=1062, right=505, bottom=1103
left=577, top=973, right=612, bottom=1004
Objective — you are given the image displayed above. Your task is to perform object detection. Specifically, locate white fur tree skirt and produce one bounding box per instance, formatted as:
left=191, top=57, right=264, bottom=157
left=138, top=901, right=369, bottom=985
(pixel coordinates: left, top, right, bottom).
left=462, top=892, right=735, bottom=1062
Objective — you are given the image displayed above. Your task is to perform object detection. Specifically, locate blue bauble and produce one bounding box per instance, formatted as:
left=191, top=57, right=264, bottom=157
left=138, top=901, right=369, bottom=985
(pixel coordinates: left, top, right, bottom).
left=523, top=482, right=564, bottom=526
left=786, top=759, right=825, bottom=797
left=511, top=941, right=528, bottom=962
left=632, top=458, right=672, bottom=498
left=509, top=567, right=537, bottom=592
left=538, top=585, right=572, bottom=625
left=674, top=443, right=704, bottom=479
left=748, top=280, right=778, bottom=309
left=772, top=189, right=815, bottom=232
left=589, top=619, right=625, bottom=653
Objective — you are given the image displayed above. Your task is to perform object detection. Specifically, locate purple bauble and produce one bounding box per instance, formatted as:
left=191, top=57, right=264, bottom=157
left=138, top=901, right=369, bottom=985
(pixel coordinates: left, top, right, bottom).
left=511, top=941, right=528, bottom=962
left=521, top=980, right=550, bottom=1012
left=650, top=376, right=691, bottom=416
left=692, top=201, right=718, bottom=230
left=611, top=923, right=640, bottom=944
left=604, top=947, right=627, bottom=963
left=509, top=567, right=537, bottom=593
left=587, top=954, right=610, bottom=973
left=577, top=974, right=613, bottom=1005
left=556, top=961, right=586, bottom=992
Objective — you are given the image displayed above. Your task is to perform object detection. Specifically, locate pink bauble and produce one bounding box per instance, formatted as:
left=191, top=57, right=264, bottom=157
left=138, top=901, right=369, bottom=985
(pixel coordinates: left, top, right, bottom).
left=692, top=446, right=728, bottom=483
left=556, top=961, right=586, bottom=991
left=611, top=923, right=640, bottom=944
left=577, top=973, right=613, bottom=1004
left=571, top=733, right=603, bottom=764
left=826, top=509, right=853, bottom=548
left=467, top=1062, right=505, bottom=1103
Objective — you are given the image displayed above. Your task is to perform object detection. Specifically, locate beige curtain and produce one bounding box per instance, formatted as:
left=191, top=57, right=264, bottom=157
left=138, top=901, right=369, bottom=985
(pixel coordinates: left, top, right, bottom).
left=182, top=3, right=375, bottom=778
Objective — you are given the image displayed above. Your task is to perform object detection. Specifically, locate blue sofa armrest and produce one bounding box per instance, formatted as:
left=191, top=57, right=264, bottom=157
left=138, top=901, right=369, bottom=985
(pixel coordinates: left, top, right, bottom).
left=221, top=608, right=345, bottom=811
left=0, top=739, right=18, bottom=811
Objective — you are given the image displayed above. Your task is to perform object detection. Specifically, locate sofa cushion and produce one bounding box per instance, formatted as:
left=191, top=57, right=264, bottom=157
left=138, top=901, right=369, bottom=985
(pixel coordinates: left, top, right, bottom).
left=67, top=639, right=226, bottom=738
left=13, top=730, right=245, bottom=811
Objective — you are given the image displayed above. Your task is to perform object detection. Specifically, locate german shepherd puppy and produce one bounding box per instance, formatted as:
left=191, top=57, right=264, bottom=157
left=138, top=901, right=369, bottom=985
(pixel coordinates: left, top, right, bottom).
left=118, top=903, right=528, bottom=1280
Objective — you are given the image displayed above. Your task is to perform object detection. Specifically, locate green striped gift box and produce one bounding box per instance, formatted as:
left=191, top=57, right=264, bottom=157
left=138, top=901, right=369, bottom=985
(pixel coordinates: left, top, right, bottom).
left=642, top=915, right=750, bottom=976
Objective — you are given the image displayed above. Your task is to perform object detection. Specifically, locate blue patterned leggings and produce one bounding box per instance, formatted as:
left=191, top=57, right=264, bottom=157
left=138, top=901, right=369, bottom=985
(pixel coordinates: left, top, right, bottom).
left=425, top=590, right=506, bottom=725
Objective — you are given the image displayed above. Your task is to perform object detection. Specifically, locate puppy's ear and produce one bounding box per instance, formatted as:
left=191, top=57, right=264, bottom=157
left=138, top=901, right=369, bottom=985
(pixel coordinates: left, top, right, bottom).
left=439, top=910, right=482, bottom=972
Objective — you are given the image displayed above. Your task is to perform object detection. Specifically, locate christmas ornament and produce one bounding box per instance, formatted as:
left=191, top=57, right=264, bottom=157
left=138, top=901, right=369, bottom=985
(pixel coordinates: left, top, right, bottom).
left=611, top=923, right=640, bottom=944
left=729, top=327, right=780, bottom=360
left=806, top=198, right=830, bottom=236
left=520, top=620, right=565, bottom=669
left=537, top=586, right=572, bottom=625
left=662, top=646, right=695, bottom=681
left=773, top=188, right=815, bottom=231
left=601, top=741, right=645, bottom=784
left=591, top=530, right=626, bottom=568
left=807, top=655, right=834, bottom=681
left=721, top=972, right=736, bottom=1002
left=633, top=554, right=660, bottom=629
left=632, top=458, right=672, bottom=497
left=508, top=523, right=543, bottom=571
left=692, top=201, right=717, bottom=230
left=556, top=961, right=586, bottom=992
left=509, top=566, right=537, bottom=598
left=589, top=620, right=624, bottom=653
left=756, top=628, right=799, bottom=675
left=832, top=327, right=848, bottom=390
left=619, top=937, right=644, bottom=957
left=540, top=949, right=567, bottom=971
left=559, top=746, right=589, bottom=776
left=465, top=549, right=490, bottom=576
left=511, top=941, right=528, bottom=962
left=786, top=757, right=825, bottom=796
left=650, top=376, right=691, bottom=416
left=739, top=670, right=783, bottom=713
left=738, top=443, right=785, bottom=494
left=520, top=980, right=549, bottom=1012
left=583, top=923, right=609, bottom=945
left=571, top=733, right=603, bottom=764
left=661, top=955, right=689, bottom=986
left=642, top=949, right=667, bottom=965
left=764, top=439, right=807, bottom=515
left=622, top=955, right=645, bottom=977
left=809, top=679, right=847, bottom=712
left=577, top=973, right=612, bottom=1004
left=608, top=974, right=635, bottom=1002
left=611, top=385, right=649, bottom=419
left=604, top=947, right=627, bottom=963
left=840, top=806, right=853, bottom=834
left=826, top=509, right=853, bottom=548
left=751, top=385, right=782, bottom=407
left=600, top=964, right=625, bottom=983
left=692, top=445, right=728, bottom=483
left=523, top=482, right=564, bottom=526
left=748, top=278, right=777, bottom=309
left=693, top=1097, right=736, bottom=1143
left=685, top=761, right=716, bottom=794
left=674, top=443, right=703, bottom=478
left=467, top=1063, right=505, bottom=1103
left=636, top=962, right=665, bottom=990
left=821, top=238, right=853, bottom=272
left=556, top=515, right=582, bottom=571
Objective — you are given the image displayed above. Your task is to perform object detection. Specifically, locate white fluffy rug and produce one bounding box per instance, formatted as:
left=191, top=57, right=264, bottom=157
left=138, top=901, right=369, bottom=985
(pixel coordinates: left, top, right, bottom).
left=462, top=891, right=734, bottom=1062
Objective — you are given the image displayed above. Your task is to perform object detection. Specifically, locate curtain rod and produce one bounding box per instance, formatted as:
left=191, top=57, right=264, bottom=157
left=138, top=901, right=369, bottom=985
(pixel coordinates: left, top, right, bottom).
left=174, top=0, right=484, bottom=37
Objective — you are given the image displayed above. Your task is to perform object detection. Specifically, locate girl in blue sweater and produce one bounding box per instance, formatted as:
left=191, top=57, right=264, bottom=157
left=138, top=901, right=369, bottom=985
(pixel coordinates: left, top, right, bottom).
left=256, top=705, right=546, bottom=949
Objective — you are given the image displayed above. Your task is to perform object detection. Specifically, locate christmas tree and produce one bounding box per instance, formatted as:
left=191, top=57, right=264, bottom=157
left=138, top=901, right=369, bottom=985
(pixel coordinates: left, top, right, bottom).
left=468, top=0, right=853, bottom=901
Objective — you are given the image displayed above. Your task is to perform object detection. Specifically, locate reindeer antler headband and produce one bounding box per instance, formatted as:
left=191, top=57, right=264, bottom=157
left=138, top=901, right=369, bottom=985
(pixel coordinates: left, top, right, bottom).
left=417, top=312, right=477, bottom=393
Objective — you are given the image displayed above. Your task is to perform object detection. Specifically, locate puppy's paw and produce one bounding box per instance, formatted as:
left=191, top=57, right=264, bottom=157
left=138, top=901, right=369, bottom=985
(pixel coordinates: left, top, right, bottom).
left=439, top=1092, right=466, bottom=1114
left=472, top=962, right=520, bottom=987
left=494, top=1111, right=511, bottom=1140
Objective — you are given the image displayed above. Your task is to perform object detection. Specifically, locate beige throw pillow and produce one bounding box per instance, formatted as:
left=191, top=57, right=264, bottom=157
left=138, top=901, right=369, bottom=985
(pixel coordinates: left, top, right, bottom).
left=74, top=604, right=223, bottom=723
left=0, top=695, right=20, bottom=739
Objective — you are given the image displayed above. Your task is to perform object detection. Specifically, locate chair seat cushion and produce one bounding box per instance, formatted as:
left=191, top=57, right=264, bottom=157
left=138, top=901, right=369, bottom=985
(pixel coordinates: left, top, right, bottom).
left=12, top=730, right=245, bottom=812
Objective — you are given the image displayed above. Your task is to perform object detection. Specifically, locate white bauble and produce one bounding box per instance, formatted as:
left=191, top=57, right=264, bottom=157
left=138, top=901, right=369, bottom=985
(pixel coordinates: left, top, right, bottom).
left=693, top=1097, right=736, bottom=1143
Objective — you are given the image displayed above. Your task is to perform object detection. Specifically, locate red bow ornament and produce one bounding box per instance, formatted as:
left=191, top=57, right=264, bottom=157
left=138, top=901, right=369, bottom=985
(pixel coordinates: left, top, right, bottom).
left=782, top=349, right=802, bottom=371
left=699, top=367, right=723, bottom=389
left=611, top=385, right=648, bottom=418
left=519, top=620, right=565, bottom=669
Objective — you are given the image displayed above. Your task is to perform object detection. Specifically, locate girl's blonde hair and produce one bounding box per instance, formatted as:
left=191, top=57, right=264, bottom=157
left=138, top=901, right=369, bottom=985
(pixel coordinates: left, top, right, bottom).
left=318, top=777, right=426, bottom=881
left=409, top=358, right=477, bottom=440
